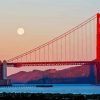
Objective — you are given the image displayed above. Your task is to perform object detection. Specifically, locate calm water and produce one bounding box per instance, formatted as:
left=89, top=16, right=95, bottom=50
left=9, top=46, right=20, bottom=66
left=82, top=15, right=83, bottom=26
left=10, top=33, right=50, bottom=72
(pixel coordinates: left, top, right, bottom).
left=0, top=84, right=100, bottom=94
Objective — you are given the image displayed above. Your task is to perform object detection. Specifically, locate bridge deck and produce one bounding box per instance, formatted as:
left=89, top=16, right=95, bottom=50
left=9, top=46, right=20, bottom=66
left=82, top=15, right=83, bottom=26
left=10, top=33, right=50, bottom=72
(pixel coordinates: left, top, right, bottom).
left=5, top=61, right=100, bottom=67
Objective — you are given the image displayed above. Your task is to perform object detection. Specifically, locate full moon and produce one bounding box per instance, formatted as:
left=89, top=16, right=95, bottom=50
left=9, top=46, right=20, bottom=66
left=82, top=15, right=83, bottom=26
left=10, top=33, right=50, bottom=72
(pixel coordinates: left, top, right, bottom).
left=17, top=28, right=24, bottom=35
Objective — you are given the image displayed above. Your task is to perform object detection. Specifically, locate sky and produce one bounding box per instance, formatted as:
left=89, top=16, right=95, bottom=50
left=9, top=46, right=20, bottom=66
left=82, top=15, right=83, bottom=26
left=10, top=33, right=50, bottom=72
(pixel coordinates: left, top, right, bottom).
left=0, top=0, right=100, bottom=75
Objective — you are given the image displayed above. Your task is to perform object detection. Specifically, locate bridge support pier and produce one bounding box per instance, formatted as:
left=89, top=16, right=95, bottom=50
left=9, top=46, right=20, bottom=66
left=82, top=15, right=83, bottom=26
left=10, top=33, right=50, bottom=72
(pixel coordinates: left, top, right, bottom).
left=89, top=64, right=96, bottom=84
left=95, top=64, right=100, bottom=84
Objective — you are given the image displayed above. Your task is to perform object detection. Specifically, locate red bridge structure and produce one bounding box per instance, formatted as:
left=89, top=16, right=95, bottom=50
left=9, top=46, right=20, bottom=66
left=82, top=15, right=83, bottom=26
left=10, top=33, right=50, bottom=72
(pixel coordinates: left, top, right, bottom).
left=0, top=13, right=100, bottom=85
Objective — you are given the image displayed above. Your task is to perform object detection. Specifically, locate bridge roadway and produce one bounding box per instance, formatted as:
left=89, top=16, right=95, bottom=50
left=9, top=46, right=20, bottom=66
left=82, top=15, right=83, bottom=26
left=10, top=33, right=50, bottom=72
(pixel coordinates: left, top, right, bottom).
left=3, top=61, right=100, bottom=67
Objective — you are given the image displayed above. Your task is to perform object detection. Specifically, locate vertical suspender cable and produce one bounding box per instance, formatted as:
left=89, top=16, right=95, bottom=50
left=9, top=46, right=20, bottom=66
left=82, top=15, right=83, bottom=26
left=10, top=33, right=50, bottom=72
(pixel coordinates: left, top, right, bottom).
left=52, top=42, right=53, bottom=62
left=48, top=44, right=49, bottom=62
left=35, top=50, right=36, bottom=62
left=56, top=40, right=58, bottom=61
left=44, top=47, right=45, bottom=62
left=65, top=35, right=66, bottom=61
left=61, top=38, right=62, bottom=61
left=39, top=49, right=40, bottom=62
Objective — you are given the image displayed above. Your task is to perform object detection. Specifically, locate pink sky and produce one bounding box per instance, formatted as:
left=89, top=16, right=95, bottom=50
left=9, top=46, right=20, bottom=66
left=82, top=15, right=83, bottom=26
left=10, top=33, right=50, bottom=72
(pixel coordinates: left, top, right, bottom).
left=0, top=0, right=99, bottom=75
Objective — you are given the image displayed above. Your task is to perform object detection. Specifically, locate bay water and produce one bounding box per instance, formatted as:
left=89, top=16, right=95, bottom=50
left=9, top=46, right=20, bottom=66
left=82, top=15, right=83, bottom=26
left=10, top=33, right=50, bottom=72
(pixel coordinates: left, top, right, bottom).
left=0, top=84, right=100, bottom=94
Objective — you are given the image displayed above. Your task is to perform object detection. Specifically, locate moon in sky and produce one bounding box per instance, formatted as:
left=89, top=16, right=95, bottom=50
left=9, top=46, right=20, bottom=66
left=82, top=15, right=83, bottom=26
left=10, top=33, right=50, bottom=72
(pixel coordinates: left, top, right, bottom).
left=17, top=28, right=24, bottom=35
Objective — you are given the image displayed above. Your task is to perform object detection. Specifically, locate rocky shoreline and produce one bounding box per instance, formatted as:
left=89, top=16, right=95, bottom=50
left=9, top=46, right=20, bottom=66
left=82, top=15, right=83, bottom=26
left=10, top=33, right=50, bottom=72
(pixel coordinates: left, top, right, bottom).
left=0, top=93, right=100, bottom=100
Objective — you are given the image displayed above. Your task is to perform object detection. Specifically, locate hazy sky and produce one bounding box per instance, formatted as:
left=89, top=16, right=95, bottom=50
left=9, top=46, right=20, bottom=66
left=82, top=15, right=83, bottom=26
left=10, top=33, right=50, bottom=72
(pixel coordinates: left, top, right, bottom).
left=0, top=0, right=99, bottom=75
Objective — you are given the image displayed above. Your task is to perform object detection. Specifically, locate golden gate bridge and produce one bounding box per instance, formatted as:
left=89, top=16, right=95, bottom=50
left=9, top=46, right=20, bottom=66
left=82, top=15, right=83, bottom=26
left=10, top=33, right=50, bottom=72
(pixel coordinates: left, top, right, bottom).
left=0, top=13, right=100, bottom=85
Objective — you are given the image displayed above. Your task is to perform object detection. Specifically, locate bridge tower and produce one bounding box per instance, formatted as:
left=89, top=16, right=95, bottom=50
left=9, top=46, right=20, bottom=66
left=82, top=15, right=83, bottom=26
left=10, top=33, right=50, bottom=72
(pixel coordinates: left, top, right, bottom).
left=0, top=61, right=3, bottom=80
left=0, top=60, right=11, bottom=86
left=96, top=13, right=100, bottom=83
left=3, top=60, right=7, bottom=80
